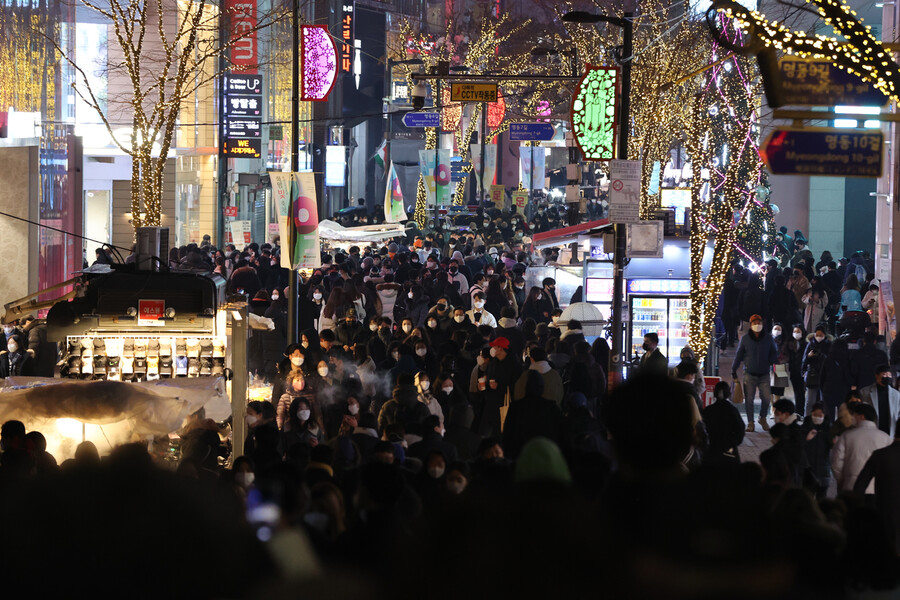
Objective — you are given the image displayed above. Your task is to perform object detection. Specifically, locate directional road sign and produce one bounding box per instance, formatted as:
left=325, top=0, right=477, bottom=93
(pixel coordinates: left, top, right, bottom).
left=509, top=122, right=555, bottom=141
left=402, top=111, right=440, bottom=128
left=761, top=128, right=884, bottom=178
left=450, top=82, right=499, bottom=102
left=779, top=58, right=889, bottom=107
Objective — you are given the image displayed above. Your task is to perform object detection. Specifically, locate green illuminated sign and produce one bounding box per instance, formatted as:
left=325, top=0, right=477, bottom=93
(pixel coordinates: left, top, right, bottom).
left=570, top=66, right=619, bottom=161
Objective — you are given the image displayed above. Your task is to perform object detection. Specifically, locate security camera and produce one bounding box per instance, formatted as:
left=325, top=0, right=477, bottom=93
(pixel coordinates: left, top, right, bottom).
left=411, top=82, right=427, bottom=110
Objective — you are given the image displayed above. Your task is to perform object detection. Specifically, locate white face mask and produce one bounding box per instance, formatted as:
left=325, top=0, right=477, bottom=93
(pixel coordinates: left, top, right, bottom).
left=490, top=347, right=498, bottom=357
left=552, top=316, right=559, bottom=324
left=301, top=341, right=309, bottom=348
left=416, top=348, right=427, bottom=357
left=271, top=294, right=279, bottom=301
left=291, top=356, right=304, bottom=367
left=370, top=323, right=378, bottom=331
left=2, top=327, right=13, bottom=336
left=772, top=328, right=782, bottom=337
left=235, top=471, right=255, bottom=488
left=298, top=409, right=311, bottom=421
left=318, top=366, right=329, bottom=377
left=7, top=342, right=17, bottom=353
left=427, top=320, right=437, bottom=328
left=313, top=292, right=323, bottom=300
left=815, top=335, right=825, bottom=343
left=408, top=292, right=415, bottom=299
left=442, top=386, right=453, bottom=394
left=348, top=404, right=359, bottom=415
left=428, top=466, right=445, bottom=479
left=474, top=301, right=485, bottom=309
left=419, top=380, right=430, bottom=390
left=245, top=414, right=259, bottom=427
left=751, top=324, right=763, bottom=333
left=454, top=315, right=465, bottom=323
left=536, top=294, right=542, bottom=301
left=793, top=332, right=803, bottom=340
left=402, top=324, right=412, bottom=333
left=811, top=416, right=824, bottom=425
left=447, top=480, right=465, bottom=495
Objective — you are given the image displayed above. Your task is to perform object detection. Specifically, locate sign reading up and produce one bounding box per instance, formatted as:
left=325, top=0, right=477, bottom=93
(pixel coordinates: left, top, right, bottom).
left=761, top=128, right=884, bottom=177
left=450, top=82, right=499, bottom=103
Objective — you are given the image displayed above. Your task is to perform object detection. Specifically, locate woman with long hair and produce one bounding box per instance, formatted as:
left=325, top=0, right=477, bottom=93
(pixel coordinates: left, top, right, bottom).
left=320, top=287, right=349, bottom=333
left=520, top=286, right=546, bottom=324
left=839, top=273, right=863, bottom=316
left=484, top=276, right=510, bottom=321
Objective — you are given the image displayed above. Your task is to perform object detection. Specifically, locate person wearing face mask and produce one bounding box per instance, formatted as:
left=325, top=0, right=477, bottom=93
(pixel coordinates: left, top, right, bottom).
left=466, top=292, right=497, bottom=329
left=481, top=337, right=522, bottom=438
left=732, top=314, right=778, bottom=432
left=769, top=323, right=791, bottom=407
left=800, top=402, right=833, bottom=499
left=283, top=397, right=324, bottom=455
left=275, top=362, right=313, bottom=429
left=243, top=401, right=280, bottom=462
left=394, top=284, right=430, bottom=330
left=786, top=324, right=808, bottom=411
left=414, top=371, right=444, bottom=427
left=801, top=324, right=832, bottom=416
left=447, top=308, right=475, bottom=336
left=0, top=334, right=34, bottom=378
left=537, top=277, right=560, bottom=320
left=334, top=307, right=364, bottom=352
left=638, top=332, right=669, bottom=377
left=445, top=461, right=471, bottom=496
left=859, top=364, right=900, bottom=437
left=230, top=456, right=256, bottom=497
left=300, top=285, right=327, bottom=332
left=0, top=322, right=21, bottom=357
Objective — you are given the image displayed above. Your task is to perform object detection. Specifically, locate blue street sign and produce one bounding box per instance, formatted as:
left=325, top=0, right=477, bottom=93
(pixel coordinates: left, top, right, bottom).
left=402, top=111, right=441, bottom=128
left=450, top=158, right=471, bottom=182
left=509, top=122, right=555, bottom=141
left=761, top=128, right=884, bottom=178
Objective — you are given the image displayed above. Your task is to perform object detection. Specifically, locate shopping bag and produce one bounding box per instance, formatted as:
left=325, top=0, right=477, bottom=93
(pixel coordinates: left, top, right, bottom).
left=499, top=389, right=511, bottom=431
left=731, top=380, right=744, bottom=405
left=774, top=364, right=789, bottom=378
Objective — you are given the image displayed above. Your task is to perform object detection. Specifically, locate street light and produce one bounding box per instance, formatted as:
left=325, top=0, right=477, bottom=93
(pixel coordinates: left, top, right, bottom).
left=562, top=9, right=633, bottom=386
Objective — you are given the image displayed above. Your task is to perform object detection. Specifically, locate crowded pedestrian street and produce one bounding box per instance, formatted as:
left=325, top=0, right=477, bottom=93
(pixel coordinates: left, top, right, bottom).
left=4, top=0, right=900, bottom=595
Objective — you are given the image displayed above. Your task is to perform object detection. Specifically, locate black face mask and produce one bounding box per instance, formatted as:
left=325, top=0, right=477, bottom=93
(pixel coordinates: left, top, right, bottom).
left=642, top=342, right=651, bottom=351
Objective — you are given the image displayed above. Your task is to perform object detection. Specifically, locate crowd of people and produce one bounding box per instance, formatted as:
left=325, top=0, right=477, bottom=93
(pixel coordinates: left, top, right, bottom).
left=0, top=215, right=898, bottom=596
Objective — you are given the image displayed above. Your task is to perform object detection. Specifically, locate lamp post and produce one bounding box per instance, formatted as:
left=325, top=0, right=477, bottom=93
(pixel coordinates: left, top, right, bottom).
left=562, top=9, right=633, bottom=386
left=287, top=0, right=300, bottom=344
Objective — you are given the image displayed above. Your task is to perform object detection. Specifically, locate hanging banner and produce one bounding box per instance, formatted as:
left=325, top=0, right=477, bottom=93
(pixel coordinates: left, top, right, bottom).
left=435, top=149, right=452, bottom=205
left=489, top=184, right=505, bottom=206
left=531, top=146, right=545, bottom=191
left=512, top=190, right=529, bottom=209
left=384, top=162, right=407, bottom=223
left=229, top=220, right=252, bottom=246
left=519, top=147, right=533, bottom=191
left=269, top=171, right=294, bottom=269
left=292, top=172, right=321, bottom=270
left=469, top=144, right=497, bottom=193
left=483, top=144, right=497, bottom=192
left=418, top=149, right=437, bottom=207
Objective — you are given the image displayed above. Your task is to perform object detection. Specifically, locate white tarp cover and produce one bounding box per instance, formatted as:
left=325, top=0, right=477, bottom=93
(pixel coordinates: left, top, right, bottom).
left=317, top=220, right=406, bottom=243
left=0, top=376, right=227, bottom=436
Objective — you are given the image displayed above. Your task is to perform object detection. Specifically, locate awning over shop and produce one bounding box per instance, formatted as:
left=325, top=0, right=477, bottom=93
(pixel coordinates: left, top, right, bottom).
left=532, top=219, right=611, bottom=249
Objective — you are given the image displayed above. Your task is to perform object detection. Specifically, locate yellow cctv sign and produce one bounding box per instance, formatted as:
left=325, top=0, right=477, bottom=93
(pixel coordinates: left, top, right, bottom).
left=450, top=82, right=499, bottom=102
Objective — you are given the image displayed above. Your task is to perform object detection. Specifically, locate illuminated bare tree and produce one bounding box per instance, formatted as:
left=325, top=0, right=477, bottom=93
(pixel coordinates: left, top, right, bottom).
left=45, top=0, right=286, bottom=230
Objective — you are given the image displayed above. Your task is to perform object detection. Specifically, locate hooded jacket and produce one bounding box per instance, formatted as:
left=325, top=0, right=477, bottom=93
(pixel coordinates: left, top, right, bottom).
left=378, top=383, right=431, bottom=433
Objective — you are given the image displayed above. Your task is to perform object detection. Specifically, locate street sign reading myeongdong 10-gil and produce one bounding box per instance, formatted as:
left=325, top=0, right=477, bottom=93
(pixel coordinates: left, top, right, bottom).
left=761, top=128, right=884, bottom=178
